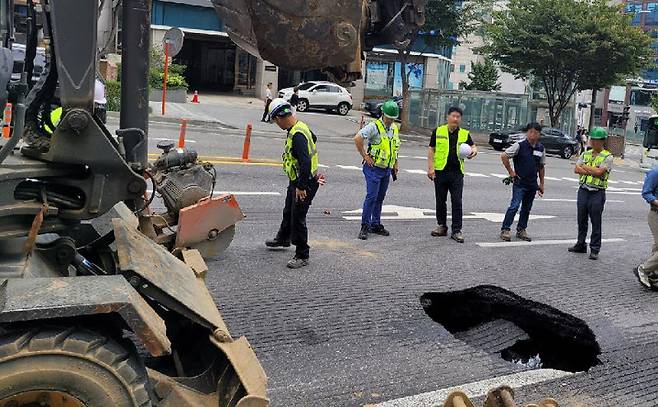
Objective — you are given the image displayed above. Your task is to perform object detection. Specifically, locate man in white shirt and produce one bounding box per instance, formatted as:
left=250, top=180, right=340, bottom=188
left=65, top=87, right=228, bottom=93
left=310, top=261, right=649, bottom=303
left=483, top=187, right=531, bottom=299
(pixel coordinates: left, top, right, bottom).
left=261, top=82, right=273, bottom=122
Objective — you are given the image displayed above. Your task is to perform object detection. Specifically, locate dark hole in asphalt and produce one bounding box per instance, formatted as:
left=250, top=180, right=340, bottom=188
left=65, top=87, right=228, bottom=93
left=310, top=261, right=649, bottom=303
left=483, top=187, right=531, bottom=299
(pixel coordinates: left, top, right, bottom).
left=420, top=285, right=601, bottom=373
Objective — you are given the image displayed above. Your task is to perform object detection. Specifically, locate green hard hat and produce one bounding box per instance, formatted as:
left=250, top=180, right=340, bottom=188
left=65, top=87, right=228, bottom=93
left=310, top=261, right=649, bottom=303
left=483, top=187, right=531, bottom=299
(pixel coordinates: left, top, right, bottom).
left=589, top=127, right=608, bottom=140
left=382, top=100, right=400, bottom=119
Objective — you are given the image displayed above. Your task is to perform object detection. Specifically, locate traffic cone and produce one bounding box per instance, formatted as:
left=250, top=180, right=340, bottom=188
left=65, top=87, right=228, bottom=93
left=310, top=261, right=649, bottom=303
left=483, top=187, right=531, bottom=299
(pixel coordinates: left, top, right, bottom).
left=191, top=91, right=199, bottom=104
left=2, top=103, right=12, bottom=139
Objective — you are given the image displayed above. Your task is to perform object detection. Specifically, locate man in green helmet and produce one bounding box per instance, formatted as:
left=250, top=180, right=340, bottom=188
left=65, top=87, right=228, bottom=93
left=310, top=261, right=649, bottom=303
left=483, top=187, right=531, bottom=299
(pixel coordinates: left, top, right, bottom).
left=354, top=99, right=401, bottom=240
left=568, top=127, right=613, bottom=260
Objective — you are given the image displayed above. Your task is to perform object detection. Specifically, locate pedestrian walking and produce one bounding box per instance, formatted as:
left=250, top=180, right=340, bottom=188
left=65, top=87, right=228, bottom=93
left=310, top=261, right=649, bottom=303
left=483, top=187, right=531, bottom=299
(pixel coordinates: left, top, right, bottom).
left=568, top=127, right=613, bottom=260
left=261, top=82, right=273, bottom=122
left=499, top=122, right=546, bottom=242
left=427, top=106, right=477, bottom=243
left=635, top=165, right=658, bottom=290
left=264, top=98, right=320, bottom=269
left=354, top=100, right=401, bottom=240
left=290, top=87, right=300, bottom=112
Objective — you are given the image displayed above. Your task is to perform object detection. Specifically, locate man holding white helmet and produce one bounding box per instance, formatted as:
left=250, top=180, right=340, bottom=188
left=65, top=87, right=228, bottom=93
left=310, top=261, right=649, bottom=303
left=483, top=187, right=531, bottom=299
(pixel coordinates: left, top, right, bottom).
left=499, top=122, right=546, bottom=242
left=427, top=106, right=477, bottom=243
left=264, top=98, right=321, bottom=269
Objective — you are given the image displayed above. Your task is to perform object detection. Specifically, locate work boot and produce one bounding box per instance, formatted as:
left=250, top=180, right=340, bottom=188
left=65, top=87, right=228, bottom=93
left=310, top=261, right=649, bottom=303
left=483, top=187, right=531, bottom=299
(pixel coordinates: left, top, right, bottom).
left=431, top=225, right=448, bottom=237
left=370, top=224, right=390, bottom=236
left=635, top=265, right=653, bottom=290
left=287, top=256, right=309, bottom=269
left=516, top=229, right=532, bottom=242
left=568, top=244, right=587, bottom=253
left=451, top=231, right=465, bottom=243
left=358, top=224, right=369, bottom=240
left=500, top=229, right=512, bottom=242
left=265, top=238, right=290, bottom=248
left=589, top=251, right=599, bottom=260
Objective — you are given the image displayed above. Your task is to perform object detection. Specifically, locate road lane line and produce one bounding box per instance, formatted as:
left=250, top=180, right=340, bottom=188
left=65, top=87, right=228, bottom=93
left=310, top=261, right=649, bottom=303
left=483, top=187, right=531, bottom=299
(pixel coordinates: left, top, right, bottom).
left=539, top=198, right=624, bottom=203
left=465, top=172, right=489, bottom=177
left=376, top=369, right=574, bottom=407
left=490, top=173, right=507, bottom=178
left=336, top=165, right=362, bottom=170
left=562, top=177, right=580, bottom=182
left=405, top=169, right=426, bottom=174
left=146, top=190, right=280, bottom=196
left=476, top=238, right=625, bottom=248
left=543, top=176, right=561, bottom=181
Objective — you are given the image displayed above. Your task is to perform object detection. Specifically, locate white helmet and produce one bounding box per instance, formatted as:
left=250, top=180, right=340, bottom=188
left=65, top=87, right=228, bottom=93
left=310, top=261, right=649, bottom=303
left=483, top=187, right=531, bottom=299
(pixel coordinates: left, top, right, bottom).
left=267, top=98, right=293, bottom=123
left=459, top=143, right=472, bottom=159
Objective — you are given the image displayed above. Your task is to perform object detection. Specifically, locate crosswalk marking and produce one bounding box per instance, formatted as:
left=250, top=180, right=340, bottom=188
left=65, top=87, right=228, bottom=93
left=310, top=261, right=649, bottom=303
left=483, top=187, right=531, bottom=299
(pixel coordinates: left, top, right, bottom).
left=477, top=238, right=625, bottom=248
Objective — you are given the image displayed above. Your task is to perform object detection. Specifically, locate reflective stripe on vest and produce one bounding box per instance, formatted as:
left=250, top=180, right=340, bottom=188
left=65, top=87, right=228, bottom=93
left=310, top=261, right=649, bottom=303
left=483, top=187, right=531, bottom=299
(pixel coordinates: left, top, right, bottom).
left=368, top=119, right=401, bottom=169
left=579, top=149, right=611, bottom=189
left=433, top=125, right=469, bottom=173
left=45, top=107, right=63, bottom=134
left=282, top=120, right=319, bottom=182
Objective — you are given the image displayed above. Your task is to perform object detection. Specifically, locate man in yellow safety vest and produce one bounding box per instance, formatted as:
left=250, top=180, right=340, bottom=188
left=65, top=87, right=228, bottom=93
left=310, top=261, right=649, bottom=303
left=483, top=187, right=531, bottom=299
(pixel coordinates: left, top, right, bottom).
left=427, top=106, right=478, bottom=243
left=264, top=98, right=320, bottom=269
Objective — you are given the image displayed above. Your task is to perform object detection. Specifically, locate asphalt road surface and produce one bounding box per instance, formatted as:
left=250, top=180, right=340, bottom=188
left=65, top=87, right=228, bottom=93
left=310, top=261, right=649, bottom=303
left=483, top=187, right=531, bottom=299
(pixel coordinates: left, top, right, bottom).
left=110, top=109, right=658, bottom=407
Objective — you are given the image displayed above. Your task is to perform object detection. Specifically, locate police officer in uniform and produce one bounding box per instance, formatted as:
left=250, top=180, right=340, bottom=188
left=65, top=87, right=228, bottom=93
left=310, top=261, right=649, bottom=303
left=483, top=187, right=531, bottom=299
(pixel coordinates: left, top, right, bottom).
left=427, top=106, right=477, bottom=243
left=265, top=98, right=320, bottom=269
left=354, top=100, right=401, bottom=240
left=568, top=127, right=613, bottom=260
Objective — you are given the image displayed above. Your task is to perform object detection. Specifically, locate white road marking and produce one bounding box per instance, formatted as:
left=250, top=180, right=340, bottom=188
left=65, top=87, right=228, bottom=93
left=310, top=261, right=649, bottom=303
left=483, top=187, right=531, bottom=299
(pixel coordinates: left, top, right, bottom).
left=477, top=238, right=625, bottom=248
left=317, top=164, right=330, bottom=168
left=376, top=369, right=574, bottom=407
left=146, top=190, right=280, bottom=196
left=539, top=198, right=624, bottom=203
left=619, top=180, right=640, bottom=185
left=606, top=180, right=619, bottom=184
left=465, top=172, right=489, bottom=177
left=153, top=137, right=197, bottom=143
left=342, top=206, right=554, bottom=222
left=490, top=173, right=508, bottom=178
left=336, top=165, right=362, bottom=170
left=562, top=177, right=580, bottom=182
left=543, top=176, right=562, bottom=181
left=404, top=169, right=427, bottom=174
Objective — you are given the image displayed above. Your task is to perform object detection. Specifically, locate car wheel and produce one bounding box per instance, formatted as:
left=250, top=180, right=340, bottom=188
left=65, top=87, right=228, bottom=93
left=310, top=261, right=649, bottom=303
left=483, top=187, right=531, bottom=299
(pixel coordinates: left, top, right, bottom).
left=561, top=146, right=573, bottom=159
left=337, top=102, right=350, bottom=116
left=297, top=99, right=308, bottom=112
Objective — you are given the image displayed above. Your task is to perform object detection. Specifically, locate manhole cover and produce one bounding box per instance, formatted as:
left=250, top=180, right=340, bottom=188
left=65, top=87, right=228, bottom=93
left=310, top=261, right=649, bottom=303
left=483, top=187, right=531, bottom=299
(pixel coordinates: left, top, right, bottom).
left=420, top=285, right=601, bottom=372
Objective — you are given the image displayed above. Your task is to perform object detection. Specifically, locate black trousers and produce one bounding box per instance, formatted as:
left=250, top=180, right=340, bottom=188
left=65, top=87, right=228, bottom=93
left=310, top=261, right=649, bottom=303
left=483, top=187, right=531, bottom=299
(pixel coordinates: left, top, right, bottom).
left=262, top=99, right=272, bottom=121
left=276, top=180, right=319, bottom=259
left=577, top=187, right=606, bottom=252
left=434, top=170, right=464, bottom=232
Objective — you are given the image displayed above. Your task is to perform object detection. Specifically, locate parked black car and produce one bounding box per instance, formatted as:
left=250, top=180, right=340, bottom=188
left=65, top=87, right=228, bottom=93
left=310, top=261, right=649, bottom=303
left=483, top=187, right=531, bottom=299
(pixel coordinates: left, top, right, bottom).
left=489, top=127, right=579, bottom=159
left=362, top=96, right=403, bottom=118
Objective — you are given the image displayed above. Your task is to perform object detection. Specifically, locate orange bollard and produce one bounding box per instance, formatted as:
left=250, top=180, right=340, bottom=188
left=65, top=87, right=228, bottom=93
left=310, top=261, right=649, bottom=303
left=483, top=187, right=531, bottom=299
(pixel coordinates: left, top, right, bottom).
left=191, top=90, right=200, bottom=104
left=242, top=123, right=252, bottom=162
left=2, top=103, right=12, bottom=139
left=178, top=118, right=188, bottom=149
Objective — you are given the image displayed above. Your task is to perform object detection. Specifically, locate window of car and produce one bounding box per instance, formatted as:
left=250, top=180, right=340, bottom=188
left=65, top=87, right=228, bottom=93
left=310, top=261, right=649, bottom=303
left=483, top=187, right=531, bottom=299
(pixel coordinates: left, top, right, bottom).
left=312, top=85, right=330, bottom=92
left=328, top=85, right=342, bottom=93
left=297, top=82, right=316, bottom=91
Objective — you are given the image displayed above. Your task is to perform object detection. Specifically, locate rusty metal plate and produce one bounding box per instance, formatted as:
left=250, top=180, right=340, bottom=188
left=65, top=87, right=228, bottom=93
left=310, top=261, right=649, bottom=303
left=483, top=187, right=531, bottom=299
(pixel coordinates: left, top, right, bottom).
left=175, top=194, right=244, bottom=256
left=112, top=218, right=229, bottom=333
left=0, top=276, right=171, bottom=356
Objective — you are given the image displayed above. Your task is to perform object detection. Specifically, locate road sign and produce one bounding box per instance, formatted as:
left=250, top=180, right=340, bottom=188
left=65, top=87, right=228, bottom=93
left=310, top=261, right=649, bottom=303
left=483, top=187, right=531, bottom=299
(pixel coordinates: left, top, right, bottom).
left=163, top=27, right=185, bottom=57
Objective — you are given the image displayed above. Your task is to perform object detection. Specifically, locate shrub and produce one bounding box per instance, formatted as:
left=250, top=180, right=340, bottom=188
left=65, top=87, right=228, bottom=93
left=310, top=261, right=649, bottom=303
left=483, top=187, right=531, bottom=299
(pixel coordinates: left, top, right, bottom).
left=106, top=80, right=121, bottom=112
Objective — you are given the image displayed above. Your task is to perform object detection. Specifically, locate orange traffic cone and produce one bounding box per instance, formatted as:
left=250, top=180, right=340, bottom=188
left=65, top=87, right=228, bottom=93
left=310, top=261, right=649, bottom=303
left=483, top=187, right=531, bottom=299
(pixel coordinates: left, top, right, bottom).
left=2, top=103, right=12, bottom=139
left=191, top=91, right=199, bottom=104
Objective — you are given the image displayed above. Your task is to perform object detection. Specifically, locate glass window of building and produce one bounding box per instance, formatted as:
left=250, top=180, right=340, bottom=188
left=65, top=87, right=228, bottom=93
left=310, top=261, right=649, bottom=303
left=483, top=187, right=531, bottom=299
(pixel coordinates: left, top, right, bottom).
left=459, top=64, right=466, bottom=73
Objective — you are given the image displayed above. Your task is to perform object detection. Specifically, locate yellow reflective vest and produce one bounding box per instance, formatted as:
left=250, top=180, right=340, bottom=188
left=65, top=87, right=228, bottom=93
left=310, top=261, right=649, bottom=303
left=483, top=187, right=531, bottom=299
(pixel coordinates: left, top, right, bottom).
left=579, top=149, right=611, bottom=189
left=433, top=125, right=470, bottom=173
left=367, top=119, right=400, bottom=169
left=282, top=120, right=318, bottom=182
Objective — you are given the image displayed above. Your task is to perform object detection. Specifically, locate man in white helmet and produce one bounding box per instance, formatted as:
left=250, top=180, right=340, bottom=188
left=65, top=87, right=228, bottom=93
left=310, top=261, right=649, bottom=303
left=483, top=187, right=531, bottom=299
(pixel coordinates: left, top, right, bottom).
left=265, top=98, right=321, bottom=269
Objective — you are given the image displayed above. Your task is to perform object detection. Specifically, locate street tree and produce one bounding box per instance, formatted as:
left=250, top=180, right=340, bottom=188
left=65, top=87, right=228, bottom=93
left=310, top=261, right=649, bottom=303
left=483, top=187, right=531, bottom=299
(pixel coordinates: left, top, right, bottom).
left=459, top=58, right=501, bottom=91
left=396, top=0, right=491, bottom=130
left=481, top=0, right=653, bottom=127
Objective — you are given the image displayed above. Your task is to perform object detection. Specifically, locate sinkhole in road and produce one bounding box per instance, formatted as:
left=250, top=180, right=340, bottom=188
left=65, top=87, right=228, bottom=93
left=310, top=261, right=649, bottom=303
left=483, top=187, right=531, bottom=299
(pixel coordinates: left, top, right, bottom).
left=420, top=285, right=601, bottom=373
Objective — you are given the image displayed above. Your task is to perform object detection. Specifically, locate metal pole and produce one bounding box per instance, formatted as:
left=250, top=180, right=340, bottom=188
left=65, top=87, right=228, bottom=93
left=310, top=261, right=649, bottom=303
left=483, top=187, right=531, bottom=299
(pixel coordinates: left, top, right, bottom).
left=120, top=0, right=151, bottom=168
left=162, top=41, right=169, bottom=116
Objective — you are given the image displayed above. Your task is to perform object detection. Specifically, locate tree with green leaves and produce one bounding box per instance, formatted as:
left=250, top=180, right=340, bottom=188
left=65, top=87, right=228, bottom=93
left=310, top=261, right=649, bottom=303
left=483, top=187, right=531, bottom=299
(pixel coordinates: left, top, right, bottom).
left=396, top=0, right=491, bottom=130
left=459, top=58, right=501, bottom=91
left=481, top=0, right=653, bottom=127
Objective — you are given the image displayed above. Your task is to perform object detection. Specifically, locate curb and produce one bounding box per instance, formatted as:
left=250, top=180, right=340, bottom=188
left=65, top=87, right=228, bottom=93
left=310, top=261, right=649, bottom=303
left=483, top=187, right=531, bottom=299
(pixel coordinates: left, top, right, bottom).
left=106, top=111, right=238, bottom=129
